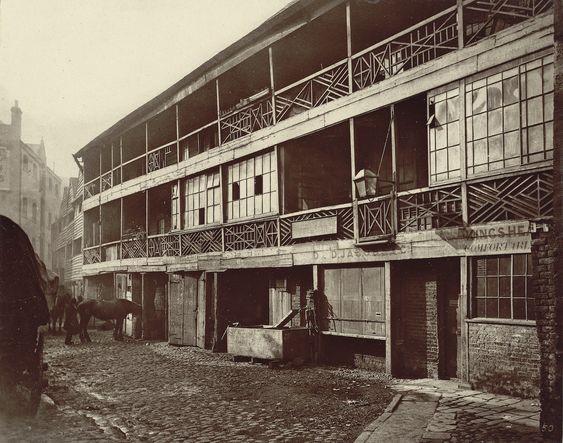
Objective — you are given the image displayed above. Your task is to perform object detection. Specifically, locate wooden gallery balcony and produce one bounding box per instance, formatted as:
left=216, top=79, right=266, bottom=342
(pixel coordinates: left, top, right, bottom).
left=82, top=167, right=553, bottom=266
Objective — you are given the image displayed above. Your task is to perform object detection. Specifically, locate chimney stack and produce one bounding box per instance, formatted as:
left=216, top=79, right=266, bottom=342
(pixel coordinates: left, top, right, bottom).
left=10, top=100, right=22, bottom=141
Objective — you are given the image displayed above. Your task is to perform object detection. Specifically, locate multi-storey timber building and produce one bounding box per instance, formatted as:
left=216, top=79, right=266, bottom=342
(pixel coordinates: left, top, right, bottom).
left=52, top=173, right=84, bottom=297
left=75, top=0, right=556, bottom=397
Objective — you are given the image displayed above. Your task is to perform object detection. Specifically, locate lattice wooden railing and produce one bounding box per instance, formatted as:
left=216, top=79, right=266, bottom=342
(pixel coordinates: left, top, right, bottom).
left=84, top=180, right=100, bottom=199
left=220, top=98, right=274, bottom=144
left=181, top=228, right=222, bottom=255
left=463, top=0, right=552, bottom=46
left=279, top=205, right=354, bottom=246
left=83, top=247, right=101, bottom=265
left=223, top=219, right=279, bottom=251
left=101, top=172, right=112, bottom=192
left=357, top=196, right=394, bottom=240
left=398, top=185, right=463, bottom=232
left=148, top=143, right=178, bottom=173
left=148, top=234, right=181, bottom=257
left=467, top=171, right=553, bottom=224
left=275, top=61, right=349, bottom=122
left=121, top=237, right=147, bottom=259
left=352, top=7, right=458, bottom=91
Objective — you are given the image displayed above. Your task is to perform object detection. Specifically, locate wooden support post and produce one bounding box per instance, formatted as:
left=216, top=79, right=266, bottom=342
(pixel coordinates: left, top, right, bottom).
left=175, top=104, right=180, bottom=162
left=216, top=79, right=222, bottom=146
left=269, top=47, right=277, bottom=125
left=145, top=122, right=149, bottom=173
left=349, top=118, right=360, bottom=242
left=145, top=190, right=149, bottom=257
left=141, top=272, right=146, bottom=339
left=119, top=136, right=123, bottom=184
left=346, top=1, right=353, bottom=93
left=459, top=256, right=469, bottom=381
left=384, top=261, right=392, bottom=375
left=457, top=0, right=465, bottom=49
left=459, top=79, right=469, bottom=225
left=119, top=197, right=123, bottom=259
left=390, top=105, right=398, bottom=235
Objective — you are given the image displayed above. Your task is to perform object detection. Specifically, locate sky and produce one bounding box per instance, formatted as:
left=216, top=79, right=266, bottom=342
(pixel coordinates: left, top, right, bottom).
left=0, top=0, right=294, bottom=180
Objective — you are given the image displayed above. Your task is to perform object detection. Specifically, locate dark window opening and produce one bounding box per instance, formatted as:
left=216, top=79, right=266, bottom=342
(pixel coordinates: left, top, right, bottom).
left=232, top=182, right=240, bottom=201
left=273, top=4, right=347, bottom=90
left=281, top=122, right=351, bottom=213
left=198, top=208, right=206, bottom=225
left=178, top=82, right=217, bottom=140
left=254, top=175, right=263, bottom=195
left=121, top=123, right=146, bottom=163
left=148, top=106, right=177, bottom=151
left=218, top=50, right=270, bottom=115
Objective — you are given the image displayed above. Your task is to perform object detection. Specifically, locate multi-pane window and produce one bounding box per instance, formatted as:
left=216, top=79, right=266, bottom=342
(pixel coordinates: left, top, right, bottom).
left=472, top=254, right=534, bottom=321
left=184, top=170, right=220, bottom=228
left=171, top=184, right=180, bottom=230
left=428, top=88, right=460, bottom=182
left=227, top=151, right=277, bottom=220
left=466, top=54, right=553, bottom=174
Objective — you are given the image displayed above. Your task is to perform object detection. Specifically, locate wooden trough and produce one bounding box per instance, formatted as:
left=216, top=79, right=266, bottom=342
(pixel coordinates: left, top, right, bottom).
left=227, top=310, right=311, bottom=362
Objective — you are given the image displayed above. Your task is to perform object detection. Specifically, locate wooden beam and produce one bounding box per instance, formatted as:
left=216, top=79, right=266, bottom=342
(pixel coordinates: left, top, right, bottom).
left=384, top=261, right=392, bottom=375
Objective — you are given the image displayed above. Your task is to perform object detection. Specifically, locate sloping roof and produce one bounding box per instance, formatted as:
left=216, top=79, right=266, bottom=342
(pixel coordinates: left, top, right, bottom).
left=75, top=0, right=340, bottom=158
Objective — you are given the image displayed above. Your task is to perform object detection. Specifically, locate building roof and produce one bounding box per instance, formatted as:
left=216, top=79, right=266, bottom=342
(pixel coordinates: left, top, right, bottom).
left=75, top=0, right=340, bottom=158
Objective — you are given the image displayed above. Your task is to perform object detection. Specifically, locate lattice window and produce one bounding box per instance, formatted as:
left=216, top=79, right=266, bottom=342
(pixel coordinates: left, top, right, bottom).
left=471, top=254, right=534, bottom=320
left=227, top=151, right=277, bottom=220
left=428, top=87, right=460, bottom=183
left=466, top=54, right=553, bottom=175
left=184, top=170, right=220, bottom=228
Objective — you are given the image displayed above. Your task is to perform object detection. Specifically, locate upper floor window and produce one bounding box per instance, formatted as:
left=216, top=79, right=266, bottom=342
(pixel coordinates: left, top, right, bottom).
left=171, top=184, right=180, bottom=230
left=428, top=87, right=460, bottom=182
left=32, top=202, right=37, bottom=222
left=227, top=151, right=277, bottom=220
left=49, top=178, right=52, bottom=191
left=23, top=155, right=29, bottom=173
left=22, top=197, right=28, bottom=217
left=471, top=254, right=534, bottom=321
left=466, top=54, right=553, bottom=175
left=184, top=170, right=221, bottom=228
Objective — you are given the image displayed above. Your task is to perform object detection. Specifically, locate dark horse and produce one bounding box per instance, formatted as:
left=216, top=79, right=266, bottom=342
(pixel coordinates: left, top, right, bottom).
left=0, top=215, right=52, bottom=416
left=77, top=299, right=142, bottom=342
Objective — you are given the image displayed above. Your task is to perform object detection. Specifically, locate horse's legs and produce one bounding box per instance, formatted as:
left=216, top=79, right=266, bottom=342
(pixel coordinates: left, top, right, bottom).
left=113, top=318, right=124, bottom=341
left=79, top=314, right=91, bottom=343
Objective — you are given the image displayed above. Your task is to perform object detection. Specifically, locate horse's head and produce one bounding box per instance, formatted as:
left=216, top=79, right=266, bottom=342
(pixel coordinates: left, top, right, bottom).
left=121, top=299, right=143, bottom=316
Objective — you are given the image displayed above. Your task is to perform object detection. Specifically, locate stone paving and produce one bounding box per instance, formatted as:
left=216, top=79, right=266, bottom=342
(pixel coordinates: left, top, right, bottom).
left=357, top=378, right=543, bottom=442
left=0, top=330, right=393, bottom=442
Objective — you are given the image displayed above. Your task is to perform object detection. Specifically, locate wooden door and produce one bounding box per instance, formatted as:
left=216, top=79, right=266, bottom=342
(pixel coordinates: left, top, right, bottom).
left=182, top=273, right=198, bottom=346
left=168, top=273, right=184, bottom=345
left=196, top=273, right=206, bottom=348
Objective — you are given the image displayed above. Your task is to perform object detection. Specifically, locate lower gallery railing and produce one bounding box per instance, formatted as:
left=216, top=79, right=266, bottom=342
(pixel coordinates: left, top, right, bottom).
left=85, top=170, right=553, bottom=264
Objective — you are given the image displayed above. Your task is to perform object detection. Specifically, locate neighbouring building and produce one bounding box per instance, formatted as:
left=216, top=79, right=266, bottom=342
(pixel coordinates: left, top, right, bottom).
left=74, top=0, right=557, bottom=402
left=0, top=101, right=63, bottom=268
left=52, top=172, right=84, bottom=297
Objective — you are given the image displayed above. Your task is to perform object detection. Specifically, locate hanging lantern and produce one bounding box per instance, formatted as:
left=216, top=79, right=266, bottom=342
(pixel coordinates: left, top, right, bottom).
left=353, top=169, right=379, bottom=198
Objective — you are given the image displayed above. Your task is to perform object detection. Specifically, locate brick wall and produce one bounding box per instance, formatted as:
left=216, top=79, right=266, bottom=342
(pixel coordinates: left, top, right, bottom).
left=393, top=260, right=439, bottom=378
left=531, top=227, right=562, bottom=438
left=468, top=322, right=540, bottom=398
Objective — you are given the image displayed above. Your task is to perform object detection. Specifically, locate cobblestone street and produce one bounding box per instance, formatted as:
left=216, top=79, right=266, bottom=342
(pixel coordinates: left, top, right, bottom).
left=0, top=331, right=392, bottom=442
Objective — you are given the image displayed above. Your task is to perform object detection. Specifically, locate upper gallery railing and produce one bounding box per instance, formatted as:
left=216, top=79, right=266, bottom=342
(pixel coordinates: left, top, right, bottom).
left=84, top=169, right=554, bottom=265
left=84, top=0, right=552, bottom=201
